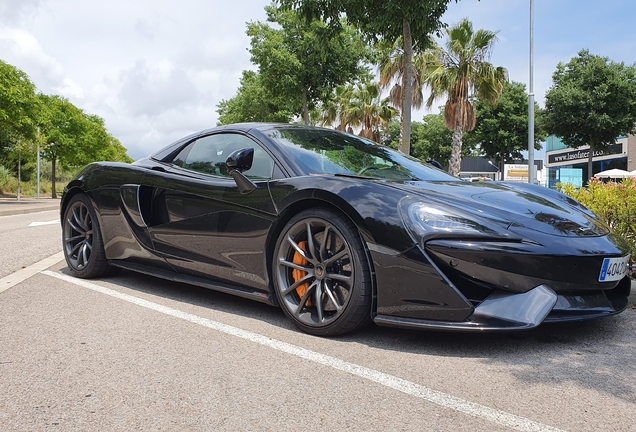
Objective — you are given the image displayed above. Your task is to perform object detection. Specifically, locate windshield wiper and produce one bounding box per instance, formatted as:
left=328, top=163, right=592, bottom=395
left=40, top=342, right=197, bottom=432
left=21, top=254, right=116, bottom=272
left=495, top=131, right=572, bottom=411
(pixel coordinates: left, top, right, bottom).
left=332, top=173, right=378, bottom=179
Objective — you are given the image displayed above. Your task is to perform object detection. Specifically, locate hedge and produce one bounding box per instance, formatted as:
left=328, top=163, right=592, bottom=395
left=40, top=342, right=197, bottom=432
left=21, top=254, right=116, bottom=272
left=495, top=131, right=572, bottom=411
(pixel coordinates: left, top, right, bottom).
left=558, top=178, right=636, bottom=267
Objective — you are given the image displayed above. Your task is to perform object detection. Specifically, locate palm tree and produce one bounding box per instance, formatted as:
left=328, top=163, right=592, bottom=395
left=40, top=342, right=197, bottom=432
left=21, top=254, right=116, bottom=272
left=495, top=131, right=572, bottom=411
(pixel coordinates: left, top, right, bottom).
left=321, top=80, right=397, bottom=143
left=424, top=19, right=508, bottom=176
left=319, top=85, right=351, bottom=132
left=376, top=37, right=428, bottom=154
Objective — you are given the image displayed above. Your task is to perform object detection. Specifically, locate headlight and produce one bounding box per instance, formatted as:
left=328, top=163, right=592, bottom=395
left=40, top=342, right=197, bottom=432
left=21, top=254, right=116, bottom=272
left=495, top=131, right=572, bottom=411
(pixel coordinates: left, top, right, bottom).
left=398, top=197, right=511, bottom=242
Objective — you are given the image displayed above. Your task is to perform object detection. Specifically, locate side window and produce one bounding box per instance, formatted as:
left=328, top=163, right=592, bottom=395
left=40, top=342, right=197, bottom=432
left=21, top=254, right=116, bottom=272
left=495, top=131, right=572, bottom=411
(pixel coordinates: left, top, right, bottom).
left=244, top=145, right=275, bottom=180
left=171, top=133, right=275, bottom=180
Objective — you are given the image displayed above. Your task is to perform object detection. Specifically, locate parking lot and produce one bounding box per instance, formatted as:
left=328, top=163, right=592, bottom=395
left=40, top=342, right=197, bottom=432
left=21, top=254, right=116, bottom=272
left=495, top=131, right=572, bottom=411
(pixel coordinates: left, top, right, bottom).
left=1, top=207, right=635, bottom=431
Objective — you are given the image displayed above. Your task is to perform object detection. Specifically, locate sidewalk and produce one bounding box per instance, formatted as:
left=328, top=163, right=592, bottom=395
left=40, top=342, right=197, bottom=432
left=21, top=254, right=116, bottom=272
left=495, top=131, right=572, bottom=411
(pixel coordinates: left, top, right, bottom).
left=0, top=196, right=61, bottom=217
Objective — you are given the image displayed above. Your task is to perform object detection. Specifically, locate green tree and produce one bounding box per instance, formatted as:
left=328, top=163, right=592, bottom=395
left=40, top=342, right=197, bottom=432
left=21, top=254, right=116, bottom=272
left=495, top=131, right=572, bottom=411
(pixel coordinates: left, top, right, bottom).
left=279, top=0, right=455, bottom=154
left=465, top=82, right=544, bottom=174
left=0, top=61, right=43, bottom=195
left=0, top=131, right=39, bottom=183
left=39, top=94, right=131, bottom=197
left=544, top=50, right=636, bottom=182
left=216, top=70, right=294, bottom=125
left=424, top=18, right=508, bottom=176
left=383, top=112, right=470, bottom=166
left=83, top=114, right=132, bottom=163
left=0, top=60, right=41, bottom=149
left=376, top=37, right=428, bottom=135
left=329, top=79, right=397, bottom=143
left=317, top=84, right=351, bottom=131
left=414, top=114, right=457, bottom=165
left=247, top=4, right=368, bottom=124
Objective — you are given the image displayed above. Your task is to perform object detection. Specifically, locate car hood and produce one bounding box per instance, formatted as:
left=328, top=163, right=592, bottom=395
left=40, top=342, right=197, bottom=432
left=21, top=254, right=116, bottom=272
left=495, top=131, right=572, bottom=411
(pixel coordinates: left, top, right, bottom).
left=394, top=180, right=608, bottom=237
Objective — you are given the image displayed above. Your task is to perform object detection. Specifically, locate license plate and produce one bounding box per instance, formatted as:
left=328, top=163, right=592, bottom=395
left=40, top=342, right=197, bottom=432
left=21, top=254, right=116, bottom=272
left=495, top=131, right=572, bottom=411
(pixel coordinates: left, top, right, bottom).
left=598, top=255, right=630, bottom=282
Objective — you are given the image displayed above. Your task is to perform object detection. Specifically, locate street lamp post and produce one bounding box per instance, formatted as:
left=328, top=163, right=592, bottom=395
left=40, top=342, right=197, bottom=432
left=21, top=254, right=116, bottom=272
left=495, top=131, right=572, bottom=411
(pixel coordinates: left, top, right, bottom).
left=37, top=144, right=40, bottom=199
left=528, top=0, right=535, bottom=185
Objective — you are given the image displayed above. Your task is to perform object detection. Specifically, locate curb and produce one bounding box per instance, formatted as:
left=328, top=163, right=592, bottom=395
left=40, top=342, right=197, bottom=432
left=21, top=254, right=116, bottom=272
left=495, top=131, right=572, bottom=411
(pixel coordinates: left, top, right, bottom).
left=0, top=198, right=61, bottom=217
left=0, top=204, right=60, bottom=217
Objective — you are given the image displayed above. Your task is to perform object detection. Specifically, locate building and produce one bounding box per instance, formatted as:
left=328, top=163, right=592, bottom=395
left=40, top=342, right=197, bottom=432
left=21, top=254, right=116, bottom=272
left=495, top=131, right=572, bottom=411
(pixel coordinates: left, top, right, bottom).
left=458, top=157, right=499, bottom=180
left=459, top=157, right=544, bottom=184
left=544, top=135, right=636, bottom=188
left=503, top=160, right=544, bottom=186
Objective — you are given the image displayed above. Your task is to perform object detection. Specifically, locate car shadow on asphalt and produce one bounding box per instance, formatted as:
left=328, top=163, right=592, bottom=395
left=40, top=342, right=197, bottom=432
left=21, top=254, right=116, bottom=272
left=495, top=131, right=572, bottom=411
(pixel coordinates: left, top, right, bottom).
left=61, top=266, right=636, bottom=404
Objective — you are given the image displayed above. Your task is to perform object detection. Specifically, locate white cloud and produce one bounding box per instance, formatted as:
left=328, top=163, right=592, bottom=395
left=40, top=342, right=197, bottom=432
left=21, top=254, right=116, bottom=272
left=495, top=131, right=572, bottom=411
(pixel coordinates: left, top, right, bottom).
left=117, top=60, right=199, bottom=117
left=0, top=0, right=44, bottom=23
left=0, top=28, right=65, bottom=88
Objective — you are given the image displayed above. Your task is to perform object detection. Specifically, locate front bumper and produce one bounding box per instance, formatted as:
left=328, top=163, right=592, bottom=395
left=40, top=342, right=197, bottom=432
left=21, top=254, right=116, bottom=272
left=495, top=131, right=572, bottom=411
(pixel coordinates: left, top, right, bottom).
left=373, top=276, right=631, bottom=332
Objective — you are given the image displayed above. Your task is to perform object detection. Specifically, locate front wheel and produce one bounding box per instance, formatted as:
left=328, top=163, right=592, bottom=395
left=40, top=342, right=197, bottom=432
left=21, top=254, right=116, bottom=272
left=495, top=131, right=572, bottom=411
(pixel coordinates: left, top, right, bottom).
left=62, top=193, right=114, bottom=278
left=272, top=208, right=372, bottom=336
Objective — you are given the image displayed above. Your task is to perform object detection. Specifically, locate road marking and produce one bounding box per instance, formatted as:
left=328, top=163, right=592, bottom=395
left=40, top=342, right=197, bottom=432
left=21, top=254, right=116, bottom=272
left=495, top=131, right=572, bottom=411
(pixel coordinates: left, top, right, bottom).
left=0, top=251, right=64, bottom=294
left=28, top=220, right=60, bottom=227
left=42, top=269, right=564, bottom=432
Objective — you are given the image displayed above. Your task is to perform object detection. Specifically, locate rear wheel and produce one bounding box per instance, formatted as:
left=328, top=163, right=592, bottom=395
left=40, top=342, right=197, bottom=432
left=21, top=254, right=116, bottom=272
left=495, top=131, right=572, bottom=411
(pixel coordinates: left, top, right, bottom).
left=272, top=208, right=372, bottom=336
left=62, top=193, right=114, bottom=278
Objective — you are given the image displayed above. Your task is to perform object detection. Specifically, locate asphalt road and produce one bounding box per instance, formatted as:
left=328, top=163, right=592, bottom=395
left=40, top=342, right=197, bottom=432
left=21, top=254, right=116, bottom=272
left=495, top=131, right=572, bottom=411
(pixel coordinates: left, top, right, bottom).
left=0, top=210, right=61, bottom=278
left=1, top=210, right=635, bottom=431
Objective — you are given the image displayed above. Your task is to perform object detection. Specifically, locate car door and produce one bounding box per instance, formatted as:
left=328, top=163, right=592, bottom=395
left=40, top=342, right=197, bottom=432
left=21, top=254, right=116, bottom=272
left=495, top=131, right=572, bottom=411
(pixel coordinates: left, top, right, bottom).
left=139, top=132, right=279, bottom=293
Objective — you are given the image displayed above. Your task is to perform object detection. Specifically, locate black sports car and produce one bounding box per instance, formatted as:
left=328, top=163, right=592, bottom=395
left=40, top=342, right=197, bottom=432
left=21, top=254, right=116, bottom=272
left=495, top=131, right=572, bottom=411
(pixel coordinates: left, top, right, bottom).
left=61, top=123, right=632, bottom=335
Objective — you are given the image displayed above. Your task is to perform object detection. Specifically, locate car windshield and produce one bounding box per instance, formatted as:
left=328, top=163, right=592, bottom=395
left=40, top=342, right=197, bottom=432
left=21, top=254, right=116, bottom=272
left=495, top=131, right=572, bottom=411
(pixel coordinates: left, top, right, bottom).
left=266, top=127, right=459, bottom=181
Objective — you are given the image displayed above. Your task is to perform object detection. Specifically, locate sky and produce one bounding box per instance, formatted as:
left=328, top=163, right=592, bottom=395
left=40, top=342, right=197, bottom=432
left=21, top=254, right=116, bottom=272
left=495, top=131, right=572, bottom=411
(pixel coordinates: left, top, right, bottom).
left=2, top=0, right=635, bottom=160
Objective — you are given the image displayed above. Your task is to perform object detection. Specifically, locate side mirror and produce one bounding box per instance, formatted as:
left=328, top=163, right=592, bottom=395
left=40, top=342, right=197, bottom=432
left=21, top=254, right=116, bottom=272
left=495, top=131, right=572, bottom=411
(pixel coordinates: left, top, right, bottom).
left=226, top=148, right=256, bottom=194
left=427, top=160, right=443, bottom=170
left=226, top=148, right=254, bottom=172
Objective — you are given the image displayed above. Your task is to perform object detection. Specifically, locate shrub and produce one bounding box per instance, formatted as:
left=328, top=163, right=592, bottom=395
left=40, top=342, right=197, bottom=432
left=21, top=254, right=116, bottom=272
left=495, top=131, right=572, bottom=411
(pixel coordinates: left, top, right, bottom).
left=0, top=164, right=70, bottom=196
left=0, top=165, right=17, bottom=194
left=558, top=178, right=636, bottom=266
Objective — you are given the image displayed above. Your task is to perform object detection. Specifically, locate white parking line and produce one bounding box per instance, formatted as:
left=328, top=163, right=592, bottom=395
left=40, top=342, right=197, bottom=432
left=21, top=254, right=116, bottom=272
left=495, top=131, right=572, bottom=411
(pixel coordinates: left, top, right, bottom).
left=0, top=251, right=64, bottom=294
left=42, top=269, right=565, bottom=432
left=28, top=220, right=60, bottom=227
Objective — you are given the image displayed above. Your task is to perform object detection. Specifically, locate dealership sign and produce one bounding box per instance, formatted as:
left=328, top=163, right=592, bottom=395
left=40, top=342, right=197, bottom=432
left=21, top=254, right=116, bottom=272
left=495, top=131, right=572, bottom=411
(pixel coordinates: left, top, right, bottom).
left=548, top=143, right=624, bottom=165
left=504, top=164, right=538, bottom=182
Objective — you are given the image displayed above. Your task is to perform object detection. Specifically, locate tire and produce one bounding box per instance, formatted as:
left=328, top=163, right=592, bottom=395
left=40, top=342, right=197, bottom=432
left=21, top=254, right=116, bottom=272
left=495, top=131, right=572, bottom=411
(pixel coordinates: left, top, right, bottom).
left=272, top=208, right=372, bottom=336
left=62, top=193, right=114, bottom=278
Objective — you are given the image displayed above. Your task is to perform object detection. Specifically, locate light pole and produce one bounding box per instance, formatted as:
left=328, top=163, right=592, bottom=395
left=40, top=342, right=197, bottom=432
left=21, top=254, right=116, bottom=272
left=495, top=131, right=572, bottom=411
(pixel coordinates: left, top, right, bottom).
left=37, top=144, right=40, bottom=199
left=528, top=0, right=535, bottom=184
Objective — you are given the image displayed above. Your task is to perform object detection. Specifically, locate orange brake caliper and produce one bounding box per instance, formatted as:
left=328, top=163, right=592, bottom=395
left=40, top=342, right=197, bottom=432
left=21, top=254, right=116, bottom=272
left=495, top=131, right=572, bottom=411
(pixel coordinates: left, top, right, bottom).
left=292, top=241, right=312, bottom=306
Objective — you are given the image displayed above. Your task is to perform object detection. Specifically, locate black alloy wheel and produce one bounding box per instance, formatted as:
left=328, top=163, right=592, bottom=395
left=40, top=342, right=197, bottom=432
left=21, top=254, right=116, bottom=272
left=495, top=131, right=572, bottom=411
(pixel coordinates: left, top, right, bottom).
left=273, top=208, right=372, bottom=336
left=62, top=193, right=113, bottom=278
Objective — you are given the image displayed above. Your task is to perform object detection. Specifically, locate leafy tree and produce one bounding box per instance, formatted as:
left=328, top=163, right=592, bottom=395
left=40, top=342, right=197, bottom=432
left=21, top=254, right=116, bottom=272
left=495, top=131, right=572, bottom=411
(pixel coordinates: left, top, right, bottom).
left=83, top=114, right=132, bottom=163
left=0, top=60, right=41, bottom=153
left=39, top=94, right=131, bottom=197
left=544, top=50, right=636, bottom=182
left=413, top=114, right=457, bottom=165
left=424, top=19, right=508, bottom=176
left=383, top=112, right=471, bottom=166
left=0, top=61, right=42, bottom=195
left=247, top=4, right=368, bottom=124
left=217, top=71, right=294, bottom=125
left=278, top=0, right=455, bottom=154
left=0, top=130, right=38, bottom=182
left=0, top=61, right=131, bottom=197
left=0, top=135, right=38, bottom=198
left=465, top=82, right=544, bottom=174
